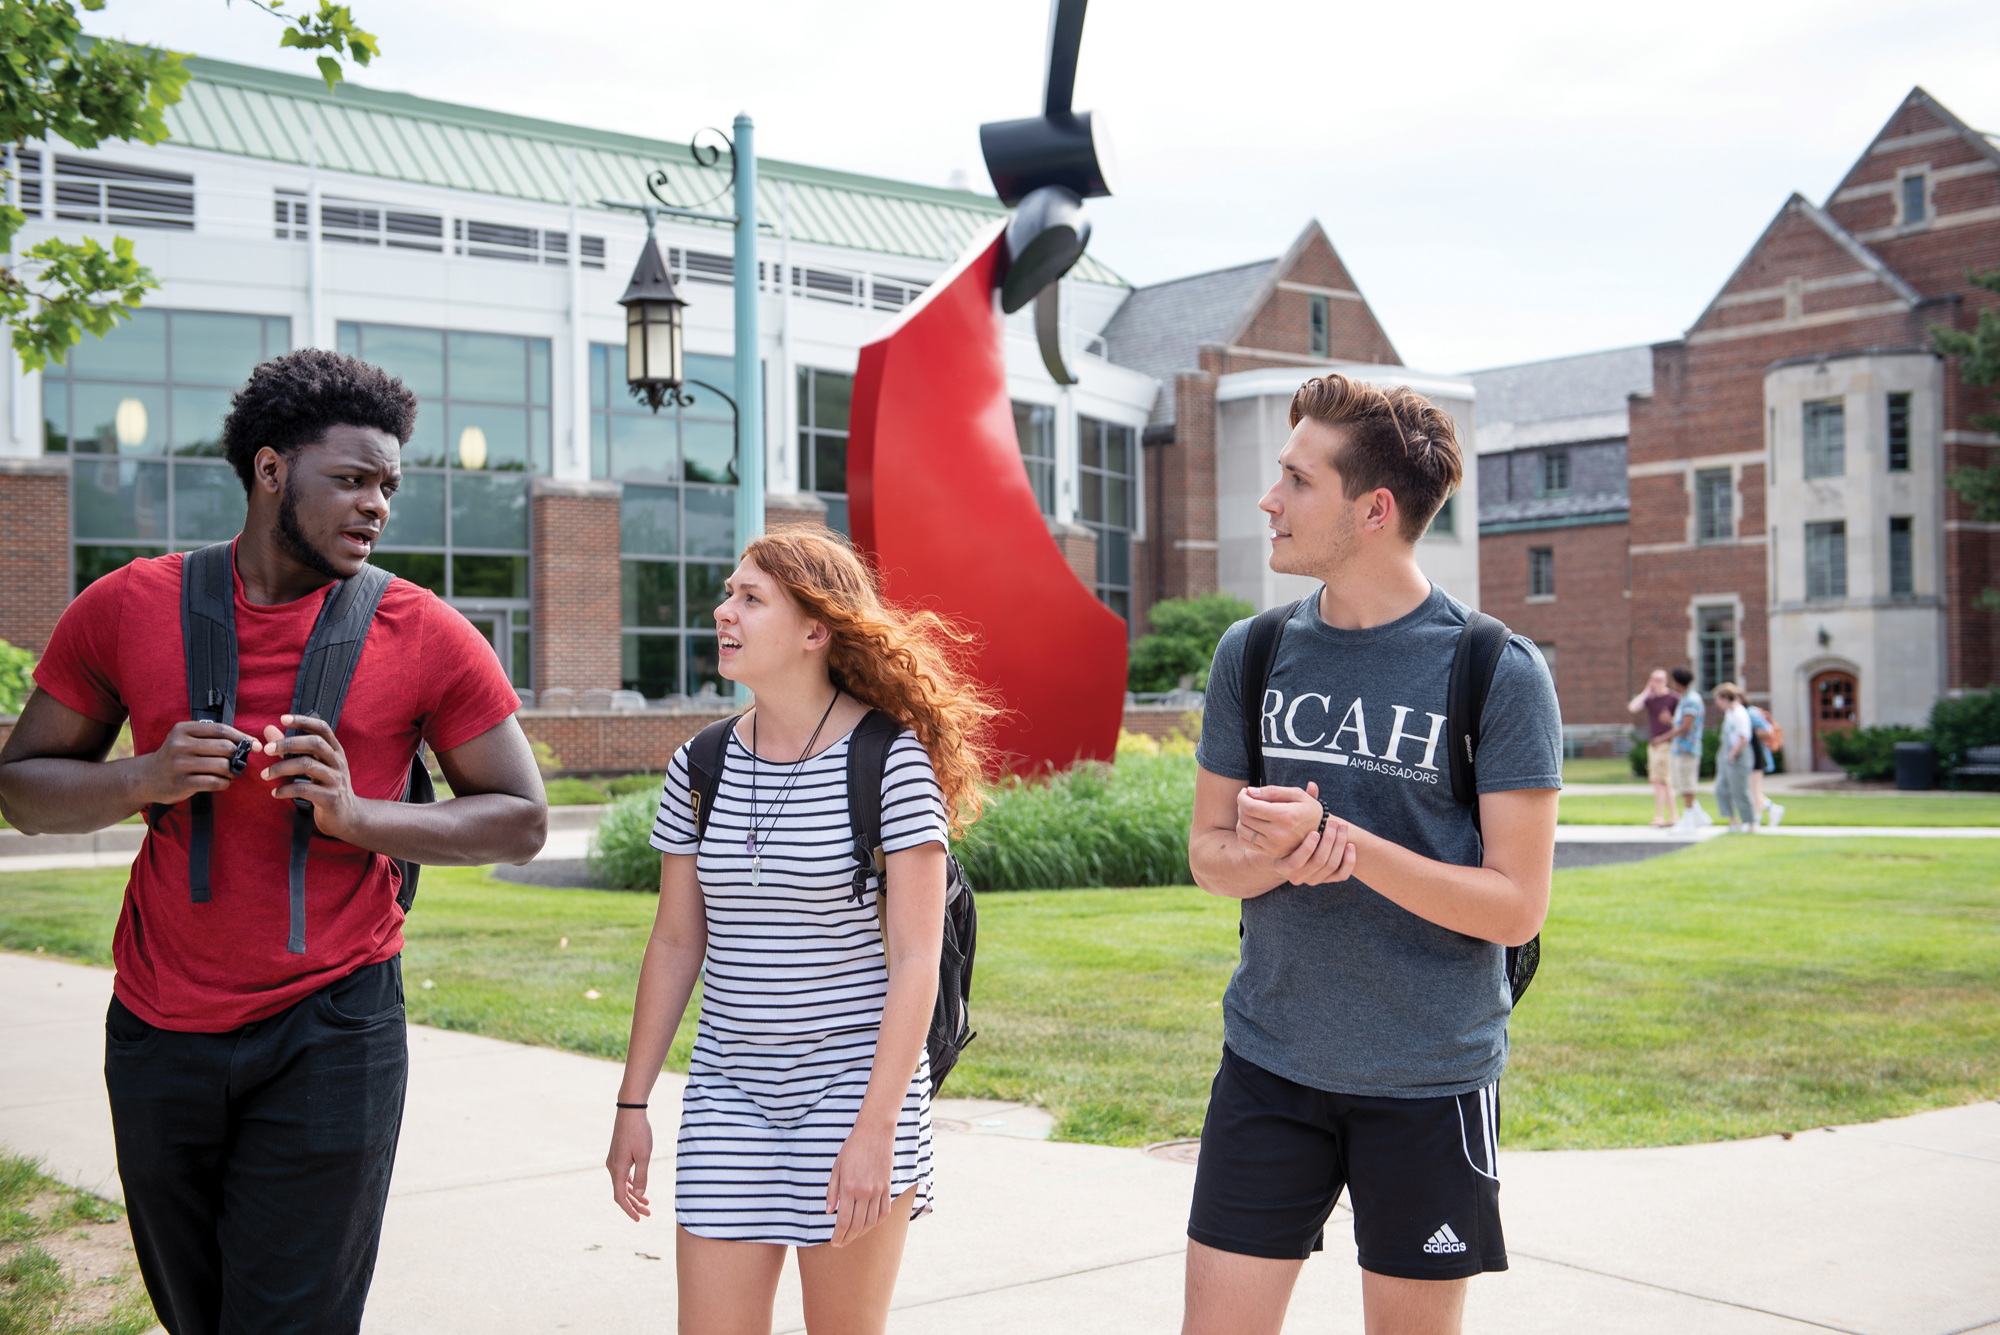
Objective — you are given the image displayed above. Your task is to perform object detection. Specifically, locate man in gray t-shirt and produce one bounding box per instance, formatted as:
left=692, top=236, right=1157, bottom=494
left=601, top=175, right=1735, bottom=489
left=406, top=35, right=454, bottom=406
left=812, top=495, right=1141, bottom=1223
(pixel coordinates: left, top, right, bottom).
left=1182, top=373, right=1561, bottom=1335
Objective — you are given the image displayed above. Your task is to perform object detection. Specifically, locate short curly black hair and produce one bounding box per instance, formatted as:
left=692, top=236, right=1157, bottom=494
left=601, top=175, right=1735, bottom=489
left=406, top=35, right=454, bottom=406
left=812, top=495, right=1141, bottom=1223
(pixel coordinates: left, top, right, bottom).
left=221, top=348, right=419, bottom=493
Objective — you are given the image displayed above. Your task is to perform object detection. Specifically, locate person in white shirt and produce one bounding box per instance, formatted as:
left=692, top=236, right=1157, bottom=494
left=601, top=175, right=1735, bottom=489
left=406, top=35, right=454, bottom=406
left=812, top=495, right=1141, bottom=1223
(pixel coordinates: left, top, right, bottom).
left=1712, top=684, right=1757, bottom=833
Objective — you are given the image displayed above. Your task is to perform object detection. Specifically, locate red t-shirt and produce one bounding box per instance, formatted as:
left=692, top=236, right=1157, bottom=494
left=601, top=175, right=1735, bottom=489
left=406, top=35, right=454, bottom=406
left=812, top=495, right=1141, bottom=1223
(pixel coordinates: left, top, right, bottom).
left=1643, top=690, right=1679, bottom=741
left=34, top=546, right=521, bottom=1031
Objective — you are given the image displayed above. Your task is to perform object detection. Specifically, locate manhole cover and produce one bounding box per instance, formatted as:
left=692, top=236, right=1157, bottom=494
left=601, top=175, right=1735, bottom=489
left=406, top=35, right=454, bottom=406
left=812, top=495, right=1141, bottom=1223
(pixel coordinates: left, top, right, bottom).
left=934, top=1118, right=972, bottom=1135
left=1143, top=1139, right=1200, bottom=1164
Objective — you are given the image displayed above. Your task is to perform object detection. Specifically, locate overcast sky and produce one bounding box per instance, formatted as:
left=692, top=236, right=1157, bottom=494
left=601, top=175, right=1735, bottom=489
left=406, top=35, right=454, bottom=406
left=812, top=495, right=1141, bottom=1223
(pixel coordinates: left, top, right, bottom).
left=92, top=0, right=2000, bottom=373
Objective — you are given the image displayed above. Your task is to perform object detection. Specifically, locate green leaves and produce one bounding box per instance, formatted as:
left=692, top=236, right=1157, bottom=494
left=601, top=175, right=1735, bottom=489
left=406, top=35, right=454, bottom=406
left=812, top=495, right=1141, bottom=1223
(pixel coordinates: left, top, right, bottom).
left=4, top=234, right=157, bottom=371
left=0, top=0, right=191, bottom=149
left=0, top=0, right=376, bottom=364
left=256, top=0, right=380, bottom=90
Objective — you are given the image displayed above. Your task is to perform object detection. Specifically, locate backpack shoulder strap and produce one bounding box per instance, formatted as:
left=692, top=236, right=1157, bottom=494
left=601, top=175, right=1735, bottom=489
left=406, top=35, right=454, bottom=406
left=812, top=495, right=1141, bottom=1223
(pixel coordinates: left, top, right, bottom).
left=846, top=708, right=903, bottom=902
left=683, top=713, right=742, bottom=843
left=174, top=542, right=239, bottom=904
left=1238, top=599, right=1303, bottom=789
left=279, top=564, right=395, bottom=956
left=1446, top=610, right=1513, bottom=834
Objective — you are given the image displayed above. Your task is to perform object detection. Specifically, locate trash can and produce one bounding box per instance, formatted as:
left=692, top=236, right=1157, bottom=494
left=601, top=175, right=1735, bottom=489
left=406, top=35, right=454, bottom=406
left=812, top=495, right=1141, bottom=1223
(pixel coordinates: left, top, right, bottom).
left=1894, top=741, right=1935, bottom=791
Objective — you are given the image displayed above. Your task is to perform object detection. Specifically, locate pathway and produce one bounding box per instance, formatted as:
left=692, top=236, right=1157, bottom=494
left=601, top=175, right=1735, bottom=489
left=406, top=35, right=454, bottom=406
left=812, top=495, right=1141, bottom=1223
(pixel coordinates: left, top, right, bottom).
left=3, top=952, right=1995, bottom=1334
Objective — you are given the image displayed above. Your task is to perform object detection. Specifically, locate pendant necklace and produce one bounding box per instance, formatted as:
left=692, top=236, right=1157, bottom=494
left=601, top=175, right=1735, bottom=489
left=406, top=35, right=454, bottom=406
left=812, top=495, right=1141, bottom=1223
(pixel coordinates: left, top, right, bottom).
left=747, top=689, right=840, bottom=887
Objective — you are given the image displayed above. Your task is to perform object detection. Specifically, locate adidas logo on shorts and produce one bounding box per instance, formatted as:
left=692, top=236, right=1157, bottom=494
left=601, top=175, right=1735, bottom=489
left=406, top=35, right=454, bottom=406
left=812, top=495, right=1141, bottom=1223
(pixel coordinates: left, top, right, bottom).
left=1422, top=1223, right=1469, bottom=1255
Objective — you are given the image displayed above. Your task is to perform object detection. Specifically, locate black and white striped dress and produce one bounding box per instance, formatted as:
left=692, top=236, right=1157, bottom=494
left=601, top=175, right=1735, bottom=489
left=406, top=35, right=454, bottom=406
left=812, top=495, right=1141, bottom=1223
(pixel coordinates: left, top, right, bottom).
left=649, top=722, right=948, bottom=1245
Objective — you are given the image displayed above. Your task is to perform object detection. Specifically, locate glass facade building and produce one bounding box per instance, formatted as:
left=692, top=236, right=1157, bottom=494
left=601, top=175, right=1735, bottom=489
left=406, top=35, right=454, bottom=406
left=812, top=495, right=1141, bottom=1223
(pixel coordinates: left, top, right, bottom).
left=43, top=308, right=289, bottom=593
left=338, top=321, right=551, bottom=687
left=591, top=344, right=737, bottom=700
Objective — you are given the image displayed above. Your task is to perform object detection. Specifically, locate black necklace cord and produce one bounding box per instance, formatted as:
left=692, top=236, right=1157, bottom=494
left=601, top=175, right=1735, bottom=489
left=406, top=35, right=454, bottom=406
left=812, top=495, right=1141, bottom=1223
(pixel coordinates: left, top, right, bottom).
left=748, top=688, right=842, bottom=860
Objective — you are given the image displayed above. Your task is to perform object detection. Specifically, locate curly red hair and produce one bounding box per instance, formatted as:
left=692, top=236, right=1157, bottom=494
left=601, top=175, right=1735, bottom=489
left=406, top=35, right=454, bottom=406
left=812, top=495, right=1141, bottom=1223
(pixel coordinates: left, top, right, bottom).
left=742, top=526, right=999, bottom=834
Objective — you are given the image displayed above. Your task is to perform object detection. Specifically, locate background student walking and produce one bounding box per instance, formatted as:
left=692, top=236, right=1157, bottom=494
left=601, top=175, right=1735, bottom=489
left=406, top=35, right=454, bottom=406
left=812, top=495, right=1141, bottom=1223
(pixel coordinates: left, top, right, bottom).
left=1667, top=668, right=1711, bottom=831
left=1629, top=668, right=1680, bottom=827
left=1748, top=703, right=1785, bottom=829
left=1713, top=684, right=1758, bottom=832
left=605, top=528, right=993, bottom=1335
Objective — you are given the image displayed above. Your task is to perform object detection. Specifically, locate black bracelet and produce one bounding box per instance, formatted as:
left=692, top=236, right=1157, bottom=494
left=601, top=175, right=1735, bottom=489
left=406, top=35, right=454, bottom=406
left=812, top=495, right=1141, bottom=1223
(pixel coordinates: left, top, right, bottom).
left=616, top=1101, right=647, bottom=1110
left=1316, top=809, right=1330, bottom=838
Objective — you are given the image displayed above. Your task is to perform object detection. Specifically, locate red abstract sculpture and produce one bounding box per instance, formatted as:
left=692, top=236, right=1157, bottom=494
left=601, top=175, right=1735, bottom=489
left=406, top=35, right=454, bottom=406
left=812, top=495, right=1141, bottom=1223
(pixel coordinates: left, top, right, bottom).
left=849, top=221, right=1128, bottom=774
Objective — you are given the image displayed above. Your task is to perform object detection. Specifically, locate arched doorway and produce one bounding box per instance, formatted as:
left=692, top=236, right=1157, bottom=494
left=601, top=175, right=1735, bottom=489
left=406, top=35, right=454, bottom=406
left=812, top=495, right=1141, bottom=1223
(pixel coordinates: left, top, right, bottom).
left=1811, top=669, right=1858, bottom=772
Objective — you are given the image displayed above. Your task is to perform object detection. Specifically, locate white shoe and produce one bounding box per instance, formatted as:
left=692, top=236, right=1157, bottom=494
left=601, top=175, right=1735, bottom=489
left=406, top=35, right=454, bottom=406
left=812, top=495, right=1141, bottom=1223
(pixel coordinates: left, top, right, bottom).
left=1690, top=804, right=1715, bottom=829
left=1767, top=803, right=1785, bottom=829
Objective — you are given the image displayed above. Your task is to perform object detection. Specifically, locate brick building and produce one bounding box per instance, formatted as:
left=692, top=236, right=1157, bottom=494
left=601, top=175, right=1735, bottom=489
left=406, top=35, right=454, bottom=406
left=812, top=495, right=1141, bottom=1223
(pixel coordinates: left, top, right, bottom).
left=1104, top=222, right=1479, bottom=626
left=1469, top=347, right=1652, bottom=748
left=1630, top=87, right=1998, bottom=769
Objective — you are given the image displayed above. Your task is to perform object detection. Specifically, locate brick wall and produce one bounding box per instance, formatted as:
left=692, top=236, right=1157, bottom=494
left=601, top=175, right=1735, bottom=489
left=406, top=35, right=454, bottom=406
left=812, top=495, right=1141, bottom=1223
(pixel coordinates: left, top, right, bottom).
left=530, top=478, right=622, bottom=694
left=764, top=492, right=830, bottom=532
left=519, top=707, right=1201, bottom=775
left=1480, top=521, right=1633, bottom=724
left=1145, top=372, right=1218, bottom=606
left=0, top=460, right=71, bottom=656
left=1045, top=517, right=1098, bottom=593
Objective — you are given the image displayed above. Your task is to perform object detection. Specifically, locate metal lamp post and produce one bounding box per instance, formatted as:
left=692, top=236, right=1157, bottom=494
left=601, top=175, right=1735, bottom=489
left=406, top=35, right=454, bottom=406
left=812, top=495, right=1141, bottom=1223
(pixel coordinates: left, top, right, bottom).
left=617, top=224, right=687, bottom=412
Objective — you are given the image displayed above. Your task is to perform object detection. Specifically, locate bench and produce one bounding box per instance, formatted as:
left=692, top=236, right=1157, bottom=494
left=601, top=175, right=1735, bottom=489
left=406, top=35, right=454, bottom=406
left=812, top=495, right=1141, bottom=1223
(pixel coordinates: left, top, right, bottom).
left=1952, top=745, right=2000, bottom=781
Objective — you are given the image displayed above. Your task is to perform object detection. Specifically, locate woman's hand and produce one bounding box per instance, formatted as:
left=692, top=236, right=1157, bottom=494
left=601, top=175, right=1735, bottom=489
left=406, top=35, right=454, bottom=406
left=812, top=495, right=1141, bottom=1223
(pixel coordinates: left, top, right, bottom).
left=606, top=1108, right=654, bottom=1222
left=825, top=1115, right=897, bottom=1247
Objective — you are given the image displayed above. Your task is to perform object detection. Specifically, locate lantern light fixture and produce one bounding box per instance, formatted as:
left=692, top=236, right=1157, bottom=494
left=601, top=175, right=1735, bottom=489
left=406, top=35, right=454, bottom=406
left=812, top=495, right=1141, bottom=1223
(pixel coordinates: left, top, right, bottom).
left=617, top=220, right=687, bottom=414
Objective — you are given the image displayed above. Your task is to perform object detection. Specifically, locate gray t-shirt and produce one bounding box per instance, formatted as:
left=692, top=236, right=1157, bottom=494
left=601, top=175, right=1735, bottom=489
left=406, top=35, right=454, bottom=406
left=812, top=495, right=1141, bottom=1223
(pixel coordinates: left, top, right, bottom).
left=1196, top=585, right=1562, bottom=1099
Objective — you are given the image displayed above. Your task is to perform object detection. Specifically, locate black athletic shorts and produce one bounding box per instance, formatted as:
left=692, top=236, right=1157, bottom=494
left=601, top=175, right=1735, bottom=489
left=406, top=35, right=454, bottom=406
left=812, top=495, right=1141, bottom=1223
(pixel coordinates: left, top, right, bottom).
left=1187, top=1046, right=1507, bottom=1281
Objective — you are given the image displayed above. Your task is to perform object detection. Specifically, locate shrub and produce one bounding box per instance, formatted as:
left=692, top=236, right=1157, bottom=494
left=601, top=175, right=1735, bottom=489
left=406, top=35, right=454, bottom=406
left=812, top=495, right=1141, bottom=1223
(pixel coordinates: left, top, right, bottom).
left=1821, top=725, right=1927, bottom=782
left=0, top=640, right=34, bottom=714
left=544, top=777, right=609, bottom=805
left=1929, top=688, right=2000, bottom=779
left=586, top=751, right=1202, bottom=894
left=954, top=751, right=1195, bottom=890
left=605, top=772, right=665, bottom=798
left=1127, top=593, right=1254, bottom=693
left=588, top=789, right=664, bottom=891
left=1628, top=735, right=1647, bottom=777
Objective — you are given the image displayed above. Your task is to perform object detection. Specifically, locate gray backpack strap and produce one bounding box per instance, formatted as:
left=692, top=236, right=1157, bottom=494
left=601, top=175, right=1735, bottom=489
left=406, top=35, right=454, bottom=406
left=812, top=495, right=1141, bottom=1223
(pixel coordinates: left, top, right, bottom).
left=280, top=564, right=394, bottom=955
left=172, top=543, right=240, bottom=903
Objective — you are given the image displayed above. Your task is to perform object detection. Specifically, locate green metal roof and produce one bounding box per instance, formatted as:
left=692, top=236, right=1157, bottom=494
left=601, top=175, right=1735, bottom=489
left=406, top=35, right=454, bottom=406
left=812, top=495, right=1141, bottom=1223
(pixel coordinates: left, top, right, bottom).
left=160, top=54, right=1129, bottom=287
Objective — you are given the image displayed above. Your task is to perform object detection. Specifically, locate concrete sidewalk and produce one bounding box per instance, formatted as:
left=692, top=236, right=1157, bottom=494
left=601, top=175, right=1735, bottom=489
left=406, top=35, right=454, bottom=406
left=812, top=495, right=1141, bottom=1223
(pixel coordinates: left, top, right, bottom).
left=3, top=952, right=1997, bottom=1333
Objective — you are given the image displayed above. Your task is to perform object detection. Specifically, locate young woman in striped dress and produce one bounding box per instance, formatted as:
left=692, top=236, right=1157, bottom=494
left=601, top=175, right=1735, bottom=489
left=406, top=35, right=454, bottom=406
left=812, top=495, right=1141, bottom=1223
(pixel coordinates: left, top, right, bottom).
left=605, top=527, right=993, bottom=1334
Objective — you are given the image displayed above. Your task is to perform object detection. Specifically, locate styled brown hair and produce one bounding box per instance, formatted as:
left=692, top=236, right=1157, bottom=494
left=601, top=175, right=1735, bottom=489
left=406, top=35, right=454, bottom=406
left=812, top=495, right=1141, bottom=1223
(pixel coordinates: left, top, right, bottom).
left=741, top=526, right=999, bottom=834
left=1287, top=373, right=1463, bottom=542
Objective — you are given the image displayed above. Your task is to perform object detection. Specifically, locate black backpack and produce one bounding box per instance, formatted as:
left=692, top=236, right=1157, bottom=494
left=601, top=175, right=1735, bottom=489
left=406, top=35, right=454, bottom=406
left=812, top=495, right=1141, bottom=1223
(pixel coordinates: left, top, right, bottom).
left=1240, top=598, right=1540, bottom=1005
left=684, top=708, right=978, bottom=1091
left=149, top=542, right=436, bottom=955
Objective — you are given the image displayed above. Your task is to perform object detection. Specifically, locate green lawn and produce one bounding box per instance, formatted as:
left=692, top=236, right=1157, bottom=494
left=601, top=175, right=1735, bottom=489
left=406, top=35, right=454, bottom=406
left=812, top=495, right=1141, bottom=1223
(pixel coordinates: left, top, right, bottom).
left=1561, top=757, right=1638, bottom=784
left=5, top=838, right=1995, bottom=1151
left=1557, top=791, right=2000, bottom=826
left=0, top=1154, right=155, bottom=1335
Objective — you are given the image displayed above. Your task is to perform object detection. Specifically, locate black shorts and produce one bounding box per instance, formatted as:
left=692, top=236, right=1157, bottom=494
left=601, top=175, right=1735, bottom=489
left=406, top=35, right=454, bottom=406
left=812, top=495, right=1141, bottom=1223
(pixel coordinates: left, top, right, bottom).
left=1187, top=1046, right=1507, bottom=1281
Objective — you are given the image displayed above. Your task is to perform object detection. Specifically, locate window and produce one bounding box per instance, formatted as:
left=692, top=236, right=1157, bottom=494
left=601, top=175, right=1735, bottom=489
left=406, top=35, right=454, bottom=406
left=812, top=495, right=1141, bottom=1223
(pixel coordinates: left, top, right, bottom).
left=1077, top=415, right=1137, bottom=623
left=1887, top=392, right=1911, bottom=472
left=1889, top=516, right=1914, bottom=596
left=53, top=154, right=193, bottom=231
left=453, top=218, right=604, bottom=267
left=44, top=308, right=289, bottom=596
left=591, top=344, right=738, bottom=701
left=1804, top=400, right=1845, bottom=479
left=1806, top=520, right=1847, bottom=600
left=1529, top=546, right=1554, bottom=598
left=5, top=146, right=42, bottom=217
left=1696, top=468, right=1733, bottom=543
left=1012, top=401, right=1056, bottom=516
left=1698, top=607, right=1736, bottom=692
left=1538, top=449, right=1570, bottom=496
left=795, top=367, right=853, bottom=534
left=1901, top=174, right=1927, bottom=225
left=341, top=323, right=554, bottom=688
left=1309, top=294, right=1329, bottom=357
left=1427, top=491, right=1455, bottom=538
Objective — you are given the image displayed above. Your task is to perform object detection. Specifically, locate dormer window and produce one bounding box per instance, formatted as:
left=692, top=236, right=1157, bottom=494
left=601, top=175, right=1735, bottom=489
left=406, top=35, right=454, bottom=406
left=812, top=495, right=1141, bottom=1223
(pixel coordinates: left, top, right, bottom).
left=1901, top=173, right=1928, bottom=225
